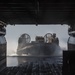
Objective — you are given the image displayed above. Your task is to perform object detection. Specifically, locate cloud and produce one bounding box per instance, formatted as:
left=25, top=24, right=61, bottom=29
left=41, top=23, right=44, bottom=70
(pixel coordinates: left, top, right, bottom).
left=7, top=39, right=18, bottom=55
left=59, top=40, right=67, bottom=50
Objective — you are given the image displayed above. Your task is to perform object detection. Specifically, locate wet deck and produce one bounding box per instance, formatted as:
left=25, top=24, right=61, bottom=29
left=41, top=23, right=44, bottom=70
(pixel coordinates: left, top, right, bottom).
left=1, top=61, right=62, bottom=75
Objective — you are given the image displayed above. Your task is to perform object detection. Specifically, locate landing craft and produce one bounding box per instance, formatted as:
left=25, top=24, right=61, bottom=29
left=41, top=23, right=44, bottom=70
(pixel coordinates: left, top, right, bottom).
left=17, top=33, right=62, bottom=64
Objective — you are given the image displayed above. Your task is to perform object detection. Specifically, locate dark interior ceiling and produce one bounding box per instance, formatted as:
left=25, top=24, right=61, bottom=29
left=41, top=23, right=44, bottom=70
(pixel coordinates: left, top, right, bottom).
left=0, top=0, right=75, bottom=25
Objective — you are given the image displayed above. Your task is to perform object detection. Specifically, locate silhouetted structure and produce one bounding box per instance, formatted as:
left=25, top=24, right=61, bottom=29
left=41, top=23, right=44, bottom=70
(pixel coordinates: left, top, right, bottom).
left=0, top=21, right=6, bottom=72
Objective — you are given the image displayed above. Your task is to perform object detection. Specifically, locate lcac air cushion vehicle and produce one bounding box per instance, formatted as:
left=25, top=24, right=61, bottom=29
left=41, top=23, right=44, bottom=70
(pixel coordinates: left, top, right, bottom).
left=17, top=33, right=62, bottom=64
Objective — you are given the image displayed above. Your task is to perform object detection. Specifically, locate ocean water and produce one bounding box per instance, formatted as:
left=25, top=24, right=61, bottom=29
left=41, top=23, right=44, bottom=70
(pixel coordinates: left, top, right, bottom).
left=7, top=56, right=18, bottom=67
left=7, top=56, right=62, bottom=67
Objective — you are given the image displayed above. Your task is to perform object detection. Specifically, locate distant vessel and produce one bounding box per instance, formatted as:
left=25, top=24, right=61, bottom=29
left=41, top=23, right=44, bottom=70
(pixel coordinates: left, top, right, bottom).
left=17, top=33, right=61, bottom=56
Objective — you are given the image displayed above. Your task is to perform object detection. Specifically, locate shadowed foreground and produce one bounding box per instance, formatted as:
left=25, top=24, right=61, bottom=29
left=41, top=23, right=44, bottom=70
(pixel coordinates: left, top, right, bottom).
left=1, top=56, right=62, bottom=75
left=1, top=61, right=62, bottom=75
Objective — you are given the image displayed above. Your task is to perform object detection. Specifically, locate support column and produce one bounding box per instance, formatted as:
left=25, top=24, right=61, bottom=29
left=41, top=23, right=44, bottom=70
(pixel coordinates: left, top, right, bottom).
left=67, top=25, right=75, bottom=50
left=0, top=21, right=7, bottom=72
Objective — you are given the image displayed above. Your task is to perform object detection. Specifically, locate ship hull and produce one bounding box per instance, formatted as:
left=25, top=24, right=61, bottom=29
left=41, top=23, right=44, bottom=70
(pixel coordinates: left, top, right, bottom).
left=0, top=44, right=6, bottom=72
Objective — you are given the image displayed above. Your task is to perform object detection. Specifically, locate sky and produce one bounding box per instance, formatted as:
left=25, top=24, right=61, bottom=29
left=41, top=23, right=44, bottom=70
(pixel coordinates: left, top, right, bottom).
left=6, top=24, right=69, bottom=55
